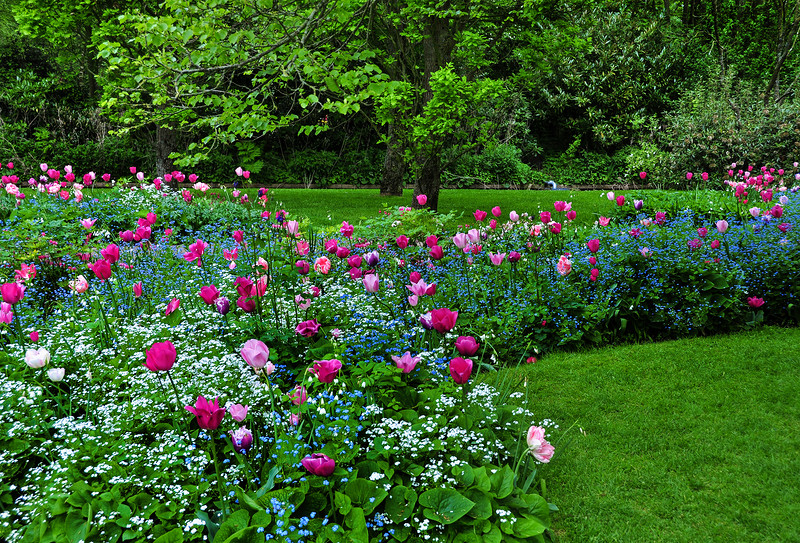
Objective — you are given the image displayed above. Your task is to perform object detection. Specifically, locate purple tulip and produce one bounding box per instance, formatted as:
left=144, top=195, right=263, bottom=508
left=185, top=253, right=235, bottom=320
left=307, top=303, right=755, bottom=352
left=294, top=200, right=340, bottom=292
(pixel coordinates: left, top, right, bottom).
left=365, top=250, right=380, bottom=267
left=230, top=426, right=253, bottom=453
left=215, top=297, right=230, bottom=315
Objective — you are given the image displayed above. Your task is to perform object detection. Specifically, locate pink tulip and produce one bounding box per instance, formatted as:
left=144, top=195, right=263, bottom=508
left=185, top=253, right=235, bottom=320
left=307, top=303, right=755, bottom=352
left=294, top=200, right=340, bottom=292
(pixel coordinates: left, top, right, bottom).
left=606, top=191, right=615, bottom=201
left=236, top=295, right=256, bottom=314
left=144, top=340, right=177, bottom=372
left=392, top=351, right=420, bottom=373
left=473, top=209, right=487, bottom=222
left=119, top=230, right=134, bottom=242
left=335, top=246, right=351, bottom=259
left=589, top=268, right=599, bottom=282
left=0, top=303, right=13, bottom=324
left=749, top=207, right=761, bottom=218
left=340, top=221, right=354, bottom=239
left=616, top=195, right=625, bottom=206
left=686, top=172, right=693, bottom=180
left=416, top=194, right=428, bottom=205
left=586, top=239, right=600, bottom=253
left=716, top=220, right=729, bottom=233
left=30, top=331, right=39, bottom=342
left=310, top=359, right=342, bottom=383
left=540, top=211, right=552, bottom=224
left=697, top=227, right=708, bottom=238
left=80, top=218, right=97, bottom=229
left=136, top=226, right=152, bottom=240
left=133, top=282, right=143, bottom=297
left=431, top=308, right=458, bottom=334
left=566, top=210, right=577, bottom=221
left=301, top=453, right=335, bottom=476
left=549, top=222, right=562, bottom=234
left=598, top=216, right=610, bottom=226
left=185, top=395, right=226, bottom=430
left=290, top=385, right=308, bottom=405
left=639, top=171, right=647, bottom=180
left=69, top=275, right=89, bottom=294
left=313, top=256, right=331, bottom=274
left=747, top=297, right=765, bottom=309
left=710, top=240, right=721, bottom=249
left=467, top=229, right=480, bottom=243
left=556, top=255, right=572, bottom=276
left=396, top=235, right=409, bottom=249
left=489, top=253, right=505, bottom=266
left=363, top=274, right=380, bottom=292
left=509, top=211, right=520, bottom=222
left=324, top=239, right=338, bottom=253
left=491, top=206, right=501, bottom=217
left=228, top=404, right=249, bottom=422
left=526, top=425, right=555, bottom=463
left=449, top=357, right=473, bottom=384
left=165, top=298, right=180, bottom=316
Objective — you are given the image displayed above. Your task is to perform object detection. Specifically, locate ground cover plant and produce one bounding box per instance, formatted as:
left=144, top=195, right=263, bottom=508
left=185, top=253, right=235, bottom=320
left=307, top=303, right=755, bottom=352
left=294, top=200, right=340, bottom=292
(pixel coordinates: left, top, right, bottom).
left=0, top=162, right=799, bottom=542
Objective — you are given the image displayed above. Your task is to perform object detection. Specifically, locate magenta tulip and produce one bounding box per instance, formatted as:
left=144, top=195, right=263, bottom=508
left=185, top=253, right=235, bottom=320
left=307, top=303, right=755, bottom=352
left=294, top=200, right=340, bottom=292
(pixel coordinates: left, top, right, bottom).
left=747, top=297, right=765, bottom=309
left=199, top=285, right=220, bottom=305
left=119, top=230, right=135, bottom=242
left=165, top=297, right=180, bottom=315
left=290, top=385, right=308, bottom=405
left=1, top=282, right=25, bottom=304
left=301, top=453, right=335, bottom=476
left=473, top=209, right=487, bottom=222
left=185, top=395, right=226, bottom=430
left=133, top=282, right=143, bottom=298
left=429, top=246, right=444, bottom=260
left=295, top=319, right=321, bottom=337
left=295, top=260, right=310, bottom=275
left=144, top=340, right=177, bottom=372
left=455, top=336, right=480, bottom=357
left=450, top=357, right=473, bottom=384
left=586, top=239, right=600, bottom=253
left=396, top=235, right=409, bottom=249
left=310, top=359, right=342, bottom=383
left=88, top=259, right=111, bottom=281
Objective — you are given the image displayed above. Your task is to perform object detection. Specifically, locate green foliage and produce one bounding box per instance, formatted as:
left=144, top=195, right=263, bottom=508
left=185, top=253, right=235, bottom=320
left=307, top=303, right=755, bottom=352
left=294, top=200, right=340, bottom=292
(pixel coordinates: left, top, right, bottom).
left=660, top=73, right=800, bottom=177
left=542, top=147, right=626, bottom=186
left=443, top=144, right=538, bottom=188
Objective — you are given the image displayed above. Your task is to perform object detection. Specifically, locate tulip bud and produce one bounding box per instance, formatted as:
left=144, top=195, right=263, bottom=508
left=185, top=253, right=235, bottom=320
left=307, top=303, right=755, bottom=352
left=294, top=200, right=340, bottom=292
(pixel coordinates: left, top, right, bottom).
left=48, top=368, right=66, bottom=382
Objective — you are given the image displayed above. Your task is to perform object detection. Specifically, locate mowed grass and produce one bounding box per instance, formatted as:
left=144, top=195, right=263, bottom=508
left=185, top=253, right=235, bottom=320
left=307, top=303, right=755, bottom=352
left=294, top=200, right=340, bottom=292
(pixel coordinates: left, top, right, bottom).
left=267, top=188, right=617, bottom=228
left=501, top=326, right=800, bottom=542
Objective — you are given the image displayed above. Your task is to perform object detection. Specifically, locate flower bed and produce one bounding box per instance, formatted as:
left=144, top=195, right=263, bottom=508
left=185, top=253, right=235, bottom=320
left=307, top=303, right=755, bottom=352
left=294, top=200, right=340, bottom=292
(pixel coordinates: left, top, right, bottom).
left=0, top=162, right=798, bottom=542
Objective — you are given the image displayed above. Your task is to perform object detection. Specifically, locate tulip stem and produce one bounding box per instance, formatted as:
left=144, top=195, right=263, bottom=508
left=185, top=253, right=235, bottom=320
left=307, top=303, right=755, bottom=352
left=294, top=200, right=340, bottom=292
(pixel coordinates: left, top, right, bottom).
left=165, top=371, right=192, bottom=442
left=210, top=437, right=228, bottom=522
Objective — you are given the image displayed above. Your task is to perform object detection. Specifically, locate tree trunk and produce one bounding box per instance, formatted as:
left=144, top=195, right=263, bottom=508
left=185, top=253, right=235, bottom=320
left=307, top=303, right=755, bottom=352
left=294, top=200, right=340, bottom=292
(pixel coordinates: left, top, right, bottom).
left=413, top=152, right=441, bottom=212
left=155, top=125, right=175, bottom=185
left=380, top=124, right=406, bottom=195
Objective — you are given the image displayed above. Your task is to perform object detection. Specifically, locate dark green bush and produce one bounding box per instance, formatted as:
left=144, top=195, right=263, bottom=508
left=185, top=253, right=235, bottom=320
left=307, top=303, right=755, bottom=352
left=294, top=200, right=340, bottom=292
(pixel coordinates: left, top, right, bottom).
left=443, top=144, right=535, bottom=188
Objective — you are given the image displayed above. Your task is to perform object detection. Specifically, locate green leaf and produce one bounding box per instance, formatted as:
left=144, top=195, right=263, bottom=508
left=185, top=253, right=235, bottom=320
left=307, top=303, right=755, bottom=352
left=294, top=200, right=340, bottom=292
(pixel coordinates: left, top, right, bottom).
left=334, top=491, right=352, bottom=515
left=385, top=486, right=417, bottom=524
left=344, top=507, right=368, bottom=543
left=215, top=510, right=250, bottom=542
left=153, top=528, right=184, bottom=543
left=489, top=466, right=515, bottom=499
left=345, top=479, right=388, bottom=515
left=419, top=488, right=475, bottom=525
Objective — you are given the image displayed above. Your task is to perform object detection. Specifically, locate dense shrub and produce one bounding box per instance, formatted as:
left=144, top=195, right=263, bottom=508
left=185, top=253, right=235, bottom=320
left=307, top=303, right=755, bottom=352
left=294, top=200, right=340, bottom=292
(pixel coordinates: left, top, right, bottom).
left=443, top=144, right=537, bottom=188
left=660, top=75, right=800, bottom=182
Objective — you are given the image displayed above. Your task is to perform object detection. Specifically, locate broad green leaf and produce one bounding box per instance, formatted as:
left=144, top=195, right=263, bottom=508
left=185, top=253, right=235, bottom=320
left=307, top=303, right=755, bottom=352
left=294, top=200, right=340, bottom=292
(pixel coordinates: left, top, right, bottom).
left=419, top=488, right=475, bottom=525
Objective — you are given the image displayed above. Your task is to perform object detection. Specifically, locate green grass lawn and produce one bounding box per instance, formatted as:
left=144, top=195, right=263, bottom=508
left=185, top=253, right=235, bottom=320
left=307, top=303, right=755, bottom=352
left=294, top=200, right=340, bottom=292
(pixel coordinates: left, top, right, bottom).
left=266, top=188, right=618, bottom=228
left=502, top=327, right=800, bottom=542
